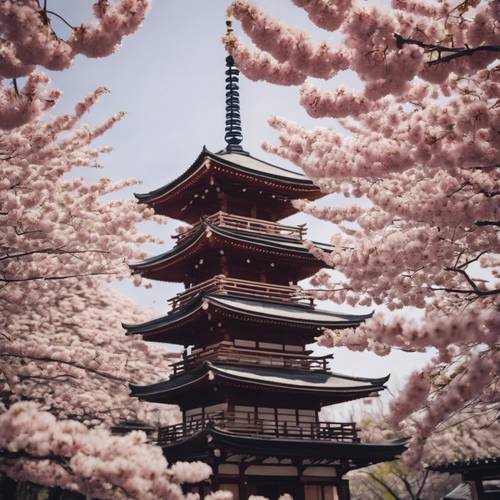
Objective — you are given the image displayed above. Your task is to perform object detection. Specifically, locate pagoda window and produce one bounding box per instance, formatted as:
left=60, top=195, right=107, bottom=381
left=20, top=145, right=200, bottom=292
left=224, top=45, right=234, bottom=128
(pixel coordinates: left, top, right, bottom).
left=234, top=339, right=256, bottom=349
left=257, top=407, right=275, bottom=419
left=304, top=485, right=339, bottom=500
left=284, top=344, right=304, bottom=353
left=298, top=409, right=317, bottom=421
left=186, top=408, right=203, bottom=418
left=205, top=402, right=227, bottom=416
left=277, top=408, right=296, bottom=424
left=258, top=341, right=283, bottom=351
left=185, top=408, right=202, bottom=421
left=233, top=405, right=254, bottom=422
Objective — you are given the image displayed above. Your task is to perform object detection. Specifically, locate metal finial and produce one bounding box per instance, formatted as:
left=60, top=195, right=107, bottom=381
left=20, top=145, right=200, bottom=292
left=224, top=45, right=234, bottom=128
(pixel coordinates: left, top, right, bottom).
left=223, top=13, right=247, bottom=154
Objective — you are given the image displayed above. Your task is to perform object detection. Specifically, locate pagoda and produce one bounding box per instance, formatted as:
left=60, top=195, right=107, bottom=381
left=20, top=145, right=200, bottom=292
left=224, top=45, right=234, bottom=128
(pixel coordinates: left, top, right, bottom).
left=126, top=38, right=405, bottom=499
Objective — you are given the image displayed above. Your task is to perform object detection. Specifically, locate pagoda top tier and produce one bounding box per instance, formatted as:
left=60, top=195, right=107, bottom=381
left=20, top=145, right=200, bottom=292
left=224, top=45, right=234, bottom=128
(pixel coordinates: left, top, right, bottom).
left=134, top=147, right=322, bottom=223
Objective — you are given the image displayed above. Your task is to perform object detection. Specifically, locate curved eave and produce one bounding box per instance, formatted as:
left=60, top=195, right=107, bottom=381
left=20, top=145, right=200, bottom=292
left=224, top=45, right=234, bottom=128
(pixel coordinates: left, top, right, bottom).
left=129, top=224, right=206, bottom=274
left=122, top=297, right=204, bottom=336
left=427, top=457, right=500, bottom=474
left=208, top=151, right=319, bottom=187
left=129, top=219, right=332, bottom=279
left=161, top=427, right=406, bottom=466
left=123, top=293, right=372, bottom=341
left=134, top=148, right=320, bottom=206
left=130, top=362, right=389, bottom=403
left=207, top=294, right=372, bottom=327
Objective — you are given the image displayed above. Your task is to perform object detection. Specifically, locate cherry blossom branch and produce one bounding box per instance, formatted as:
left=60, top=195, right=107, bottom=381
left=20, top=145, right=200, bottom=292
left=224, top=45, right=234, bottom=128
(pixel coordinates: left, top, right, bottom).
left=394, top=34, right=500, bottom=66
left=415, top=470, right=429, bottom=499
left=0, top=450, right=133, bottom=499
left=0, top=353, right=128, bottom=383
left=0, top=248, right=112, bottom=262
left=0, top=449, right=72, bottom=474
left=0, top=271, right=118, bottom=283
left=456, top=250, right=489, bottom=270
left=45, top=10, right=75, bottom=30
left=475, top=220, right=500, bottom=227
left=393, top=471, right=417, bottom=500
left=444, top=267, right=500, bottom=297
left=364, top=471, right=403, bottom=500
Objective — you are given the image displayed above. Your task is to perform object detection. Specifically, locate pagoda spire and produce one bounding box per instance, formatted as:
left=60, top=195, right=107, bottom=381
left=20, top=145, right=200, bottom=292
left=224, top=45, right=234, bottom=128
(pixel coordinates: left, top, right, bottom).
left=223, top=16, right=247, bottom=154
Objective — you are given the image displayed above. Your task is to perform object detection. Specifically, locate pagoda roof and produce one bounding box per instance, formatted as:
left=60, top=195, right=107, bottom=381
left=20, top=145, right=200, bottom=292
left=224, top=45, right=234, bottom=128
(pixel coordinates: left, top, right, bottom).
left=134, top=148, right=322, bottom=223
left=428, top=456, right=500, bottom=476
left=160, top=426, right=406, bottom=468
left=442, top=483, right=473, bottom=500
left=130, top=361, right=388, bottom=405
left=124, top=293, right=370, bottom=345
left=129, top=217, right=332, bottom=282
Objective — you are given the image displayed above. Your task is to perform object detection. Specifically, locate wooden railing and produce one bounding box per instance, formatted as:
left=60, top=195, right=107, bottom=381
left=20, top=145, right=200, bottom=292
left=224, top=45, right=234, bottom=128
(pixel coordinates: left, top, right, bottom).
left=157, top=412, right=359, bottom=445
left=168, top=275, right=314, bottom=310
left=172, top=341, right=332, bottom=376
left=173, top=211, right=306, bottom=243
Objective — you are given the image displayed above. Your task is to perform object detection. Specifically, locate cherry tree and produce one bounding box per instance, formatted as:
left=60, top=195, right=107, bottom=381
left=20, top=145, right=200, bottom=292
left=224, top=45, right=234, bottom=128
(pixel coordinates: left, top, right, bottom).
left=226, top=0, right=499, bottom=465
left=349, top=405, right=500, bottom=499
left=0, top=402, right=211, bottom=499
left=0, top=79, right=214, bottom=497
left=0, top=2, right=215, bottom=495
left=0, top=49, right=219, bottom=498
left=0, top=87, right=167, bottom=418
left=0, top=0, right=150, bottom=129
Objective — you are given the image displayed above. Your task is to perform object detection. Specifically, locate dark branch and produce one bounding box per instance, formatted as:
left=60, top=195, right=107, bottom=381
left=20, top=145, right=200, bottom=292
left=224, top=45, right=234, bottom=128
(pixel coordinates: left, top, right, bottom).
left=394, top=34, right=500, bottom=66
left=0, top=449, right=72, bottom=474
left=12, top=79, right=19, bottom=96
left=456, top=250, right=489, bottom=270
left=442, top=267, right=500, bottom=297
left=0, top=353, right=127, bottom=383
left=475, top=220, right=500, bottom=227
left=46, top=10, right=75, bottom=29
left=393, top=471, right=416, bottom=500
left=0, top=271, right=117, bottom=283
left=365, top=471, right=402, bottom=500
left=416, top=470, right=430, bottom=499
left=0, top=248, right=111, bottom=262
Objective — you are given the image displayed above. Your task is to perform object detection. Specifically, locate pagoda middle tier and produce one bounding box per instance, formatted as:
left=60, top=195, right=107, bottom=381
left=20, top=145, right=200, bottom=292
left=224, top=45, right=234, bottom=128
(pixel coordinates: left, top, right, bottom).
left=123, top=277, right=372, bottom=347
left=130, top=212, right=333, bottom=285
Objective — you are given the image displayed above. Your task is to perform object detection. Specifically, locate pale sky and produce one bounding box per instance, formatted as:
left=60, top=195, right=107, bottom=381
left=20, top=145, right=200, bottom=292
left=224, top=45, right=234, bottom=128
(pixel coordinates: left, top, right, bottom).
left=46, top=1, right=431, bottom=416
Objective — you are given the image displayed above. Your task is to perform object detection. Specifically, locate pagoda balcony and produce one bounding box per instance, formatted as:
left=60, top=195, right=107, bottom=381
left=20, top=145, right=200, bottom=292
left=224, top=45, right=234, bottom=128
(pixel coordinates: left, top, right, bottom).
left=171, top=341, right=333, bottom=376
left=168, top=275, right=314, bottom=310
left=157, top=411, right=360, bottom=445
left=173, top=211, right=306, bottom=243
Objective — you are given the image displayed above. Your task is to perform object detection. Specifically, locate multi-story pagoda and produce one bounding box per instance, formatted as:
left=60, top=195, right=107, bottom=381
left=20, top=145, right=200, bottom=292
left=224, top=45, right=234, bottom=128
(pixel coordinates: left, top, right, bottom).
left=126, top=49, right=405, bottom=499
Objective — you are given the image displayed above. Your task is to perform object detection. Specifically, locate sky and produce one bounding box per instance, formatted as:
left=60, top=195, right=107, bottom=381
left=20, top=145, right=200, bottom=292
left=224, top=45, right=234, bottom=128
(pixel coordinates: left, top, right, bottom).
left=45, top=1, right=431, bottom=415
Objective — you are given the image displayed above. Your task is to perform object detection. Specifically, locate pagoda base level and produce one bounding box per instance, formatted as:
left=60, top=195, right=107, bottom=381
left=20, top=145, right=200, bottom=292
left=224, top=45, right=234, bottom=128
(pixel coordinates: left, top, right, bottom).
left=186, top=471, right=350, bottom=500
left=163, top=427, right=405, bottom=499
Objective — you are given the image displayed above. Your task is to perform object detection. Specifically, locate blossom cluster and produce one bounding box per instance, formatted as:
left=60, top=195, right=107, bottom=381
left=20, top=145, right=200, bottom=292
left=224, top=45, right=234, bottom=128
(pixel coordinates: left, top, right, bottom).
left=0, top=0, right=151, bottom=128
left=0, top=86, right=184, bottom=493
left=0, top=402, right=211, bottom=499
left=229, top=0, right=500, bottom=466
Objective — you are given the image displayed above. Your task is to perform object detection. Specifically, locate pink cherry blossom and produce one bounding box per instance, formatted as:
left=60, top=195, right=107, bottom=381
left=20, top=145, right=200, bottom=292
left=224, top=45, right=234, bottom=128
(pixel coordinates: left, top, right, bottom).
left=0, top=402, right=211, bottom=499
left=0, top=0, right=151, bottom=129
left=229, top=0, right=500, bottom=466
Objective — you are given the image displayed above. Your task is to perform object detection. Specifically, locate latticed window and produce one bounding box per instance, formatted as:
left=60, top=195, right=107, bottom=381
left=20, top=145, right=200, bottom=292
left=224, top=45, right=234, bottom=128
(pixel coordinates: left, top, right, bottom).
left=304, top=485, right=339, bottom=500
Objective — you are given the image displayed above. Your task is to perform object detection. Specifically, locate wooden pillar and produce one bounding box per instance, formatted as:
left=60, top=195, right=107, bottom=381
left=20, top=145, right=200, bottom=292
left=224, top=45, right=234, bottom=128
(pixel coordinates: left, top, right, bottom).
left=473, top=478, right=484, bottom=500
left=217, top=190, right=228, bottom=213
left=238, top=464, right=246, bottom=500
left=220, top=254, right=229, bottom=276
left=337, top=479, right=351, bottom=500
